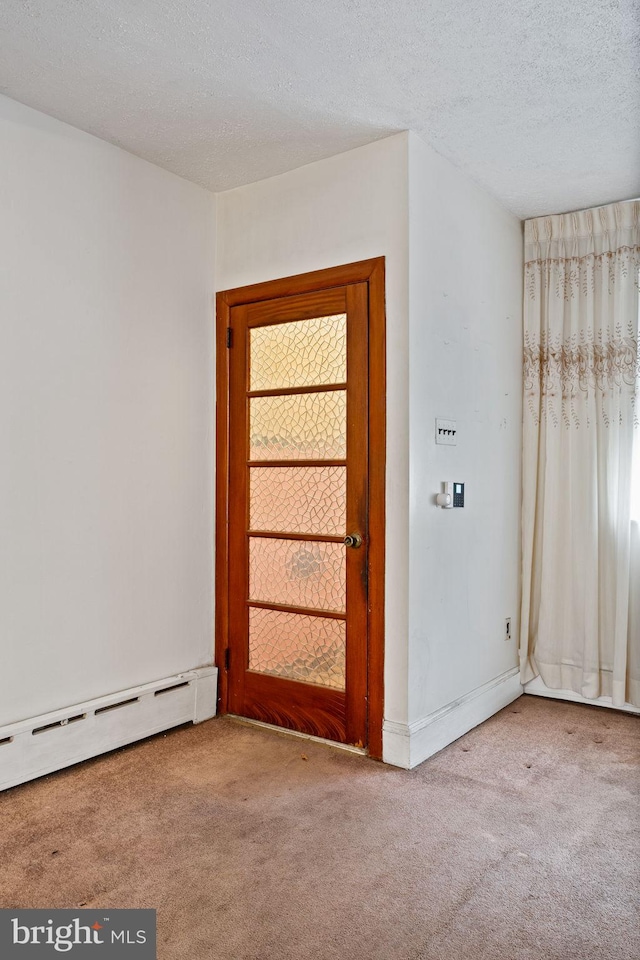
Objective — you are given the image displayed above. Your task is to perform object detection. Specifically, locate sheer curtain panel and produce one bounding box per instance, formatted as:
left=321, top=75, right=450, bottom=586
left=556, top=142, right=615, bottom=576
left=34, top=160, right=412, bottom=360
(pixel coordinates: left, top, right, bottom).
left=520, top=200, right=640, bottom=707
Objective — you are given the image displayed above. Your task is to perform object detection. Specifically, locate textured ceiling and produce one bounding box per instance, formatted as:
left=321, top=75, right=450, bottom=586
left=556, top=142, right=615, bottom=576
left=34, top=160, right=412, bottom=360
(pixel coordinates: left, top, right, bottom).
left=1, top=0, right=638, bottom=218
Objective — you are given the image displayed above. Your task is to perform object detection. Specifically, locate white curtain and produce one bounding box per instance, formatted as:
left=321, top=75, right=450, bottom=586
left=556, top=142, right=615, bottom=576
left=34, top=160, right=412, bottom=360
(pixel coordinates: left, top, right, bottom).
left=520, top=200, right=640, bottom=708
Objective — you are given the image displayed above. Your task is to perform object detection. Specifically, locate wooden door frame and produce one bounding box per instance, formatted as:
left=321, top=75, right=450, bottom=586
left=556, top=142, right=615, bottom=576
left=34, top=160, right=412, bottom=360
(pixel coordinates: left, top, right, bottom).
left=215, top=257, right=386, bottom=760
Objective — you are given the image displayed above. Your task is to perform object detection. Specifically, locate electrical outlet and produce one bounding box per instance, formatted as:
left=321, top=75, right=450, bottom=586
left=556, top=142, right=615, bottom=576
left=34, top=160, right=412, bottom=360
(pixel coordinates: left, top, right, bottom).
left=505, top=618, right=512, bottom=642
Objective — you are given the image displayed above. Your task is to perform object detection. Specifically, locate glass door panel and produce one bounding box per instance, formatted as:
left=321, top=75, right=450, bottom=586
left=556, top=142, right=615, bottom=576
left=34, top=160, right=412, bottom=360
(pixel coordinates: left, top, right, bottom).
left=249, top=390, right=347, bottom=461
left=249, top=538, right=346, bottom=613
left=249, top=314, right=346, bottom=390
left=248, top=608, right=346, bottom=689
left=249, top=465, right=346, bottom=535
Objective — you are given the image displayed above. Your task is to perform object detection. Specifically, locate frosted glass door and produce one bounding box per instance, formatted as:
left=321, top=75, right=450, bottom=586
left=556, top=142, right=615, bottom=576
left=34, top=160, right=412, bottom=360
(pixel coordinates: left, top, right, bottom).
left=226, top=280, right=370, bottom=746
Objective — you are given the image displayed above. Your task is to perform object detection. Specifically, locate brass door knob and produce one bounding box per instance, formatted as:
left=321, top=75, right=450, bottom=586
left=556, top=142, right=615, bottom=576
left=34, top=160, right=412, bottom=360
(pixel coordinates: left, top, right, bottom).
left=343, top=533, right=363, bottom=549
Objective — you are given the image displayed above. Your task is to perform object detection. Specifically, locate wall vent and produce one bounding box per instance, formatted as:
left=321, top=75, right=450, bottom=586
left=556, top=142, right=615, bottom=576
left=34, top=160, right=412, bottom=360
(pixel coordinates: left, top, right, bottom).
left=154, top=681, right=191, bottom=697
left=32, top=713, right=86, bottom=735
left=95, top=697, right=140, bottom=716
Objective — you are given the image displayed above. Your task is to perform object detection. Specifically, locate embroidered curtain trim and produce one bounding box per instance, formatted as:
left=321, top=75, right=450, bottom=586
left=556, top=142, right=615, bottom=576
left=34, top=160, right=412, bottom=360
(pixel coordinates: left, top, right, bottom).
left=524, top=203, right=640, bottom=428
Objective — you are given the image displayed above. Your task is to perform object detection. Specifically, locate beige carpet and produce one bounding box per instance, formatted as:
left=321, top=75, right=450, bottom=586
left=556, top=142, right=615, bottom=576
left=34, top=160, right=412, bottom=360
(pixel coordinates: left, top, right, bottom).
left=1, top=695, right=638, bottom=960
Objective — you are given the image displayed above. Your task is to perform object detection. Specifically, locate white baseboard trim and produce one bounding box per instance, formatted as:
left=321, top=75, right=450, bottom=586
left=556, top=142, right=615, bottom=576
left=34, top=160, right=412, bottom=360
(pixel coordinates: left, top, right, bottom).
left=381, top=718, right=412, bottom=769
left=524, top=676, right=640, bottom=715
left=383, top=667, right=522, bottom=769
left=0, top=666, right=218, bottom=792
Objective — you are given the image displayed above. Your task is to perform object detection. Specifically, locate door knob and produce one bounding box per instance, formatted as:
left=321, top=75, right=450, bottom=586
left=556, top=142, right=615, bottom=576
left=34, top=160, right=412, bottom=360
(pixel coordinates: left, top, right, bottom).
left=343, top=533, right=363, bottom=549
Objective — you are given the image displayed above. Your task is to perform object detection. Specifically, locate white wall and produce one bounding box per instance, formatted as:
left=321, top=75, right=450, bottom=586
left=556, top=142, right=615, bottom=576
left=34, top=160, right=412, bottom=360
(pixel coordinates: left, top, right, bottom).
left=405, top=133, right=523, bottom=753
left=215, top=134, right=411, bottom=728
left=0, top=96, right=216, bottom=726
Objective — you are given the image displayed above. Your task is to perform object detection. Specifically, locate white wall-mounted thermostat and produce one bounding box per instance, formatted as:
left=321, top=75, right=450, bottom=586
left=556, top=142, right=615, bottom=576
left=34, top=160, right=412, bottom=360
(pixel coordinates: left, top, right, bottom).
left=436, top=482, right=465, bottom=508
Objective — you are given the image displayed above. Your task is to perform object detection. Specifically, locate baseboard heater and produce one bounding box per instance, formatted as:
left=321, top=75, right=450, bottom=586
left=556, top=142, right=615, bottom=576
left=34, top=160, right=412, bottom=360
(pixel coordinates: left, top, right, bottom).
left=0, top=666, right=218, bottom=792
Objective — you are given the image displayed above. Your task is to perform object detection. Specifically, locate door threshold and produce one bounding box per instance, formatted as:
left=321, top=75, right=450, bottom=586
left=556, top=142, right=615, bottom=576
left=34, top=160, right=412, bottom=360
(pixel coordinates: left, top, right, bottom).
left=227, top=715, right=368, bottom=756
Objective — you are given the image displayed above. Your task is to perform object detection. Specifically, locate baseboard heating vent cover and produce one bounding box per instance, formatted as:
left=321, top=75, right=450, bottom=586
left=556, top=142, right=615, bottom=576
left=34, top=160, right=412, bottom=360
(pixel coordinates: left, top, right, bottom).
left=0, top=666, right=217, bottom=792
